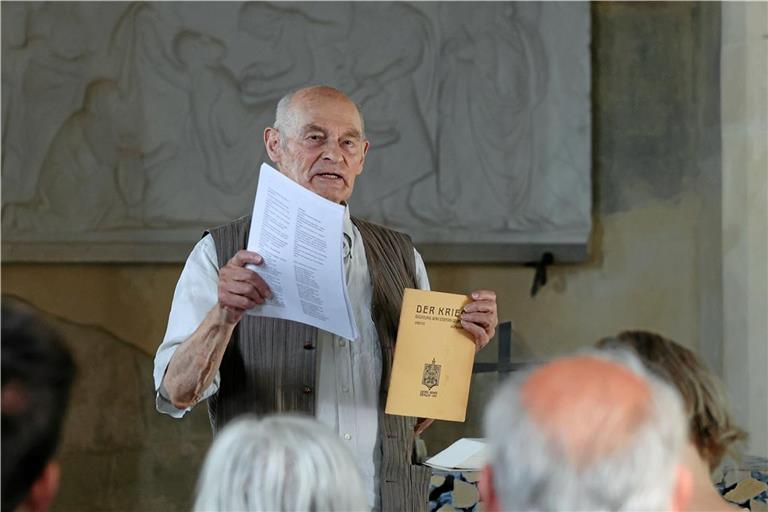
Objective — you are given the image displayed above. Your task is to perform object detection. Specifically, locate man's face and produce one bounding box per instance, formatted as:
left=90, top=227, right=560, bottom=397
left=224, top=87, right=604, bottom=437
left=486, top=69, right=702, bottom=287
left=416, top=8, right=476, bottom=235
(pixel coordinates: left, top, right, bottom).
left=264, top=92, right=369, bottom=204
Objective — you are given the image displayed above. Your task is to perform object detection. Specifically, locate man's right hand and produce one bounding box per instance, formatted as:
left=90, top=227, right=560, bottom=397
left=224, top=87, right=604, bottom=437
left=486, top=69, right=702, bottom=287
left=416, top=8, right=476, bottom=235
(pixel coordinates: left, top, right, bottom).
left=218, top=250, right=271, bottom=325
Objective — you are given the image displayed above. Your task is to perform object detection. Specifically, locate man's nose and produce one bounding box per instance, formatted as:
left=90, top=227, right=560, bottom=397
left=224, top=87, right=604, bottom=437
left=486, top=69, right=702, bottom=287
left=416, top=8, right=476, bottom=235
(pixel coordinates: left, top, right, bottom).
left=322, top=141, right=343, bottom=162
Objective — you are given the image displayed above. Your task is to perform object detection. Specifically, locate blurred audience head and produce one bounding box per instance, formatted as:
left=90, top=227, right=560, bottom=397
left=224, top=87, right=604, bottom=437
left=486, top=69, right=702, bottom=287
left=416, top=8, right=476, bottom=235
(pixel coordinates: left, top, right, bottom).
left=596, top=330, right=747, bottom=471
left=194, top=414, right=369, bottom=512
left=2, top=299, right=76, bottom=512
left=481, top=348, right=692, bottom=512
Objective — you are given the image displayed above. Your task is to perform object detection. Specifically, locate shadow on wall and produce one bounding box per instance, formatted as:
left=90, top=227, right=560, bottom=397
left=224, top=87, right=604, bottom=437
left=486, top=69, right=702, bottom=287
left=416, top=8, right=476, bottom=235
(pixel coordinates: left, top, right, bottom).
left=9, top=298, right=213, bottom=512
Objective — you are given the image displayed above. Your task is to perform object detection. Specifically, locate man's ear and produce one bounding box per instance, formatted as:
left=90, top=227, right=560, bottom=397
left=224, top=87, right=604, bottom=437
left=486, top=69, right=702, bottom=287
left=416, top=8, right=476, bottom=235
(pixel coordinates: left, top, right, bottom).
left=669, top=463, right=693, bottom=512
left=355, top=139, right=370, bottom=176
left=478, top=464, right=501, bottom=512
left=22, top=461, right=60, bottom=512
left=264, top=127, right=281, bottom=163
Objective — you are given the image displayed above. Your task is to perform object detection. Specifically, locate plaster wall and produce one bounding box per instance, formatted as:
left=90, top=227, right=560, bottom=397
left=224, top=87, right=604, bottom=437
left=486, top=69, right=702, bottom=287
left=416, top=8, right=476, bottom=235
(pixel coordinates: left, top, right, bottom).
left=721, top=1, right=768, bottom=457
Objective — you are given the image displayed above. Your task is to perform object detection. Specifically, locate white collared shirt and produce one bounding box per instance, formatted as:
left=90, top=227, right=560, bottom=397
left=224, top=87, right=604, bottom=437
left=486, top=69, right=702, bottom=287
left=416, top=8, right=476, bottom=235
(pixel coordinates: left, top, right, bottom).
left=153, top=207, right=429, bottom=509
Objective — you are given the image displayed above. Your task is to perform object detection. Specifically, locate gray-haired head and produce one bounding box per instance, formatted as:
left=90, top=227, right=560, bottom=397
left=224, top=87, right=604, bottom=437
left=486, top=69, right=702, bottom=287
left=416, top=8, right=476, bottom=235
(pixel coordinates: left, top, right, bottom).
left=274, top=85, right=366, bottom=139
left=193, top=414, right=369, bottom=512
left=483, top=348, right=688, bottom=512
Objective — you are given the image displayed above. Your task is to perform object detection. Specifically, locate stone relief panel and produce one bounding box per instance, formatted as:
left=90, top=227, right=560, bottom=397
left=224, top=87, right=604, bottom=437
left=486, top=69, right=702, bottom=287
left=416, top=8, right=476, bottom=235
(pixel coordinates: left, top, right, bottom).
left=1, top=1, right=591, bottom=262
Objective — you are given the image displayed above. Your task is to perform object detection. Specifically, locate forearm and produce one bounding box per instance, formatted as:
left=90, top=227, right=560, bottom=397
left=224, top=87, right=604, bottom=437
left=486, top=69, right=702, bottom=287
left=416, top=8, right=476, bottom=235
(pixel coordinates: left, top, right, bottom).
left=162, top=304, right=236, bottom=409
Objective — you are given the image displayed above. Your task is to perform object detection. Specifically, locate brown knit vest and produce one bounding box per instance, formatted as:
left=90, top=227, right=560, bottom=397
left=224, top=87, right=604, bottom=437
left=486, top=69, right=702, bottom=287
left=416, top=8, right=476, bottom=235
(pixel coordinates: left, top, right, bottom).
left=206, top=214, right=431, bottom=511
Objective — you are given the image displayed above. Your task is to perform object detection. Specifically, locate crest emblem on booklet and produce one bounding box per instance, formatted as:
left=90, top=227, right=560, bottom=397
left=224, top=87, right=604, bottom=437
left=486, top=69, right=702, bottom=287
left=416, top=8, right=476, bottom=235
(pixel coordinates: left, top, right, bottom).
left=422, top=358, right=441, bottom=390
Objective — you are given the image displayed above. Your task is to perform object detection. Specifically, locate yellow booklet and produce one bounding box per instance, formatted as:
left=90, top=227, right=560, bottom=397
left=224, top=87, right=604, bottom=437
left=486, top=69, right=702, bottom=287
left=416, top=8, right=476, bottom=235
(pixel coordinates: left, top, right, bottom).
left=385, top=288, right=476, bottom=422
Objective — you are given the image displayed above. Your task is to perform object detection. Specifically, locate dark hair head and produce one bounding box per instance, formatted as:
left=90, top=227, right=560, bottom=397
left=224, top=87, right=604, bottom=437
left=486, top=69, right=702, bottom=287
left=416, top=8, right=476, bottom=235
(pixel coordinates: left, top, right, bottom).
left=596, top=330, right=747, bottom=470
left=2, top=299, right=76, bottom=512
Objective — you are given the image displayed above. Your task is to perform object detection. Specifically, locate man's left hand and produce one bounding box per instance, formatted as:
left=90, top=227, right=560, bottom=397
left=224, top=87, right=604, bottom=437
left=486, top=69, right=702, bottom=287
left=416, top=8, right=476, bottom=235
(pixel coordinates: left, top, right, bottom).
left=461, top=290, right=498, bottom=352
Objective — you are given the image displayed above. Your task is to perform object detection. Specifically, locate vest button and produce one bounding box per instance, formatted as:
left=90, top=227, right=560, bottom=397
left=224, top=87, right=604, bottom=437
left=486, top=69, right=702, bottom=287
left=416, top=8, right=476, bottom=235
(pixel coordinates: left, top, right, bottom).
left=303, top=386, right=313, bottom=394
left=303, top=341, right=315, bottom=350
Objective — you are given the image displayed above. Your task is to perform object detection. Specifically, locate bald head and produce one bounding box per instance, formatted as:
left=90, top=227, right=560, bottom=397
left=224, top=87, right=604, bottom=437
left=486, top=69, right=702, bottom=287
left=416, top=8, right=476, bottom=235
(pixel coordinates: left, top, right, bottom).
left=264, top=85, right=369, bottom=203
left=274, top=86, right=365, bottom=137
left=521, top=356, right=652, bottom=467
left=482, top=349, right=689, bottom=512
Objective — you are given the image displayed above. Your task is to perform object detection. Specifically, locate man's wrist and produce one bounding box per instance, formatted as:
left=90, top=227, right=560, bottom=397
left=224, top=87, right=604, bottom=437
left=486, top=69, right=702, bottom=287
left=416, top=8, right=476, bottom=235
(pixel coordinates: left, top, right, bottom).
left=213, top=303, right=242, bottom=327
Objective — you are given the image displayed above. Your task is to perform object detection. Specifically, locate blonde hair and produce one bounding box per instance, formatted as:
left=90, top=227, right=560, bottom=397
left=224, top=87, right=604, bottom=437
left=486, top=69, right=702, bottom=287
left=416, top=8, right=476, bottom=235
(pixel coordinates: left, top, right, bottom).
left=596, top=331, right=747, bottom=470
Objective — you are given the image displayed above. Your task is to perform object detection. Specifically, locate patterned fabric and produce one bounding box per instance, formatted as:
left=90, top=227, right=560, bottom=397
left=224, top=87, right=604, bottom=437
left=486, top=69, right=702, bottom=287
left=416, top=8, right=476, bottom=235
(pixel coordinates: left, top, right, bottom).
left=428, top=470, right=482, bottom=512
left=426, top=457, right=768, bottom=512
left=715, top=456, right=768, bottom=511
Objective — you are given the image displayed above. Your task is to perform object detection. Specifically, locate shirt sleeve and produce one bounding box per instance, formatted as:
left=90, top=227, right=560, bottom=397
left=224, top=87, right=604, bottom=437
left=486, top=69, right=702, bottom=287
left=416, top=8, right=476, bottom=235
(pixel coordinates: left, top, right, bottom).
left=413, top=248, right=430, bottom=291
left=153, top=234, right=221, bottom=418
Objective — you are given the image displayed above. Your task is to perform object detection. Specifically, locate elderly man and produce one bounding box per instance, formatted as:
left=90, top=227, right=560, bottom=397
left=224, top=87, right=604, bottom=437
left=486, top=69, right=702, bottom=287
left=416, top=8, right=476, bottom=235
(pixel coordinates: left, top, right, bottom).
left=479, top=349, right=693, bottom=512
left=153, top=85, right=498, bottom=510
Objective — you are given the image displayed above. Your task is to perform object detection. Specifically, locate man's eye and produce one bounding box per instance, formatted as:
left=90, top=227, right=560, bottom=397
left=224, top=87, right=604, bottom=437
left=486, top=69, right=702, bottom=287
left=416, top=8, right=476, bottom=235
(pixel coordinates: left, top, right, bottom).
left=343, top=140, right=355, bottom=147
left=308, top=134, right=323, bottom=141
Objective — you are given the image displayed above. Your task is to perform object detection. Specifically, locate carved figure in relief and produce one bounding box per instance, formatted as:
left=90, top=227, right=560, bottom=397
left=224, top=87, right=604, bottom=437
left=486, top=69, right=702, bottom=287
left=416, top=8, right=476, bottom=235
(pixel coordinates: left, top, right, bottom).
left=383, top=4, right=548, bottom=231
left=1, top=2, right=92, bottom=206
left=238, top=2, right=319, bottom=101
left=1, top=2, right=30, bottom=179
left=237, top=2, right=352, bottom=100
left=101, top=2, right=269, bottom=228
left=170, top=29, right=263, bottom=193
left=341, top=2, right=437, bottom=218
left=123, top=4, right=264, bottom=195
left=446, top=4, right=545, bottom=223
left=3, top=80, right=144, bottom=232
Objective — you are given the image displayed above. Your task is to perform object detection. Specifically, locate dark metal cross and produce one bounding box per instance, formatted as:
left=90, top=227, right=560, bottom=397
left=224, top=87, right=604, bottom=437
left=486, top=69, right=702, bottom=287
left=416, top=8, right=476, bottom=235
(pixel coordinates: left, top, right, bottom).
left=472, top=321, right=537, bottom=377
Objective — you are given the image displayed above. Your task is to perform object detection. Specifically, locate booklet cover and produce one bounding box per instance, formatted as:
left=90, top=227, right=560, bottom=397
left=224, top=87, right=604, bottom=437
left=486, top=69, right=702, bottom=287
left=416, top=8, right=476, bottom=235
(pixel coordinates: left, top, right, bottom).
left=385, top=288, right=476, bottom=422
